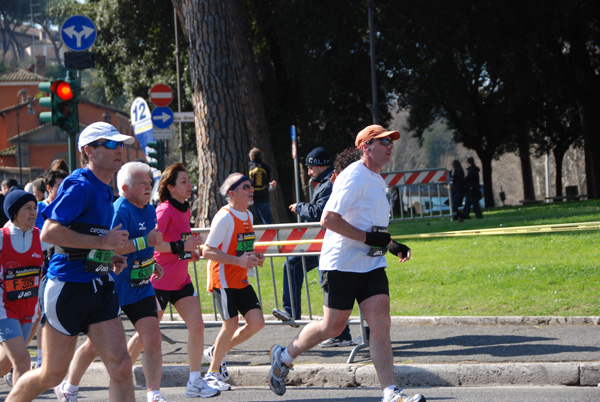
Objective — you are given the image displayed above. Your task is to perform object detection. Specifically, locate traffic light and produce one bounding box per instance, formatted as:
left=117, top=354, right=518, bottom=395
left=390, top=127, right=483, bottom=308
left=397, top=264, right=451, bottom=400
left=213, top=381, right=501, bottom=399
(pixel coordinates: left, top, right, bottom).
left=38, top=73, right=79, bottom=134
left=147, top=140, right=165, bottom=171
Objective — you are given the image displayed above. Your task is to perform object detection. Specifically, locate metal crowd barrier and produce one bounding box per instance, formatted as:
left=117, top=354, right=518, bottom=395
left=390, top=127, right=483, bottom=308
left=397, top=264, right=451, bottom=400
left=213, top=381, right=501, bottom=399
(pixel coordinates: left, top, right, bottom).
left=162, top=222, right=366, bottom=363
left=382, top=168, right=452, bottom=220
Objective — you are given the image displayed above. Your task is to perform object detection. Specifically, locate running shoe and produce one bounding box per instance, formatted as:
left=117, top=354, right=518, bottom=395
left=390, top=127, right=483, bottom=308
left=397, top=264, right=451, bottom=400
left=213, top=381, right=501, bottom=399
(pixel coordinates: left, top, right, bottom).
left=54, top=381, right=79, bottom=402
left=185, top=377, right=220, bottom=398
left=151, top=393, right=169, bottom=402
left=203, top=372, right=231, bottom=391
left=267, top=344, right=292, bottom=396
left=272, top=308, right=299, bottom=328
left=4, top=370, right=12, bottom=388
left=319, top=337, right=354, bottom=347
left=383, top=388, right=426, bottom=402
left=203, top=345, right=230, bottom=381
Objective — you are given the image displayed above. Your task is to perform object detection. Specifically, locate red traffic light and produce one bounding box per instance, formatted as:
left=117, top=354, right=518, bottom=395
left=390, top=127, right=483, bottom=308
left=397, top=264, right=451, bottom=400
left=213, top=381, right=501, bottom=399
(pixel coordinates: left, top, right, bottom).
left=50, top=80, right=74, bottom=101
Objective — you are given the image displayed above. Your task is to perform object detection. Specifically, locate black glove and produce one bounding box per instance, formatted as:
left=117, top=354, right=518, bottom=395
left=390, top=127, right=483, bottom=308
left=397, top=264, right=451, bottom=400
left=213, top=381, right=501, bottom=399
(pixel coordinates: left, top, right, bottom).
left=388, top=240, right=410, bottom=259
left=364, top=231, right=391, bottom=248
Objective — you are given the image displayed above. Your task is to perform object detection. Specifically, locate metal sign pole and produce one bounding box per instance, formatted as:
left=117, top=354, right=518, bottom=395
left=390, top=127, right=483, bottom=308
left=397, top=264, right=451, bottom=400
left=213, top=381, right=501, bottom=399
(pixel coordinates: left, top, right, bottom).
left=291, top=125, right=301, bottom=223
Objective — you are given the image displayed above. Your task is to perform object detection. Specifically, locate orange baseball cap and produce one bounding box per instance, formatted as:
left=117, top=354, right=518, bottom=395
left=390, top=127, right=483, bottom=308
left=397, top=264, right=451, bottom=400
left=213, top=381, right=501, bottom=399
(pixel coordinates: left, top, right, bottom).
left=355, top=125, right=401, bottom=149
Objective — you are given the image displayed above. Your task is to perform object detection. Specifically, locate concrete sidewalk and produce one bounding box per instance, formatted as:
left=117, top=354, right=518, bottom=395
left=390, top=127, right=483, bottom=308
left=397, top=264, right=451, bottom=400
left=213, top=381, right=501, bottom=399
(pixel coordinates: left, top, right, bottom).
left=73, top=315, right=600, bottom=389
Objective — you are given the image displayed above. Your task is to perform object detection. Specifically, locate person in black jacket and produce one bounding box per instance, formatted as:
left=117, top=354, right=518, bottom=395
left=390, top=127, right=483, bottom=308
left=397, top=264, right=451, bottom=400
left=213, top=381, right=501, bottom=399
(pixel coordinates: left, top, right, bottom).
left=449, top=159, right=466, bottom=221
left=272, top=147, right=333, bottom=324
left=462, top=157, right=483, bottom=219
left=248, top=148, right=277, bottom=224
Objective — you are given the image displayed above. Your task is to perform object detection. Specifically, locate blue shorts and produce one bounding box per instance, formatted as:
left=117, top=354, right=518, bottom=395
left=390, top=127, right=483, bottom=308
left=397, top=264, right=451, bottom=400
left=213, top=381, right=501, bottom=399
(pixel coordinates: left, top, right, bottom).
left=0, top=319, right=33, bottom=343
left=40, top=275, right=121, bottom=336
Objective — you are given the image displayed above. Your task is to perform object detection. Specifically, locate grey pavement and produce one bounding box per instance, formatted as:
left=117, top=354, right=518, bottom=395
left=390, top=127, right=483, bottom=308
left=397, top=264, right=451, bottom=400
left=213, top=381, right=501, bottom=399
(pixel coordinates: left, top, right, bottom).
left=42, top=314, right=600, bottom=391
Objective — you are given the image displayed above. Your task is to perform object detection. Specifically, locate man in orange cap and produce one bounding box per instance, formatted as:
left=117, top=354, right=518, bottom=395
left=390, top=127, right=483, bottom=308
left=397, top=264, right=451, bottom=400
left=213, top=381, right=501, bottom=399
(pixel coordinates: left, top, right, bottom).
left=268, top=125, right=425, bottom=402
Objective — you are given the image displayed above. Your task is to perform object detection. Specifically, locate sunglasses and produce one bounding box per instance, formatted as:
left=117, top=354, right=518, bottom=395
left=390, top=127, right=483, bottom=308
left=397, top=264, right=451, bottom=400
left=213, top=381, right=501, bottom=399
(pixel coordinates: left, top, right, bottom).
left=368, top=137, right=393, bottom=146
left=90, top=140, right=124, bottom=149
left=240, top=184, right=252, bottom=190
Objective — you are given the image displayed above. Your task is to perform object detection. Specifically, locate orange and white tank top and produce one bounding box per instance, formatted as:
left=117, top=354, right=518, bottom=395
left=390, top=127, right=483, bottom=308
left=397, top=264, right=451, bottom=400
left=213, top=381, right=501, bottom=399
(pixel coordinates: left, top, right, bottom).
left=207, top=207, right=255, bottom=291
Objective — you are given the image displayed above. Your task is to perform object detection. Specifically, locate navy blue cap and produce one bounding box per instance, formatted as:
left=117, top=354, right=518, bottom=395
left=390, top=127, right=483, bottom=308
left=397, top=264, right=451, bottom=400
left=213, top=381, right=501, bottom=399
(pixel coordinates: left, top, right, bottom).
left=4, top=190, right=36, bottom=221
left=305, top=147, right=331, bottom=167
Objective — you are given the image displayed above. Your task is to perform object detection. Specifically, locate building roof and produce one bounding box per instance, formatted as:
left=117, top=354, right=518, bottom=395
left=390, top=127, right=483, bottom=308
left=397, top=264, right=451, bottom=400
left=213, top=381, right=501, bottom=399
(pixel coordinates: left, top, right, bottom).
left=0, top=69, right=47, bottom=83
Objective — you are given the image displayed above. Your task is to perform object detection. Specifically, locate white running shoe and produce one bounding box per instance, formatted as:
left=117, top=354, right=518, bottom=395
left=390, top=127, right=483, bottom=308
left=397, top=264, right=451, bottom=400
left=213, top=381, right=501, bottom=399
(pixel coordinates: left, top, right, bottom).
left=151, top=392, right=169, bottom=402
left=203, top=345, right=230, bottom=381
left=203, top=372, right=231, bottom=391
left=185, top=377, right=220, bottom=398
left=383, top=388, right=426, bottom=402
left=54, top=381, right=79, bottom=402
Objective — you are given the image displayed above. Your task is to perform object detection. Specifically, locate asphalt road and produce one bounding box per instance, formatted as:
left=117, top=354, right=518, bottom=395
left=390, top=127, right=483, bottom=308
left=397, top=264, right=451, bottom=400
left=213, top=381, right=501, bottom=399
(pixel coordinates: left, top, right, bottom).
left=1, top=385, right=598, bottom=402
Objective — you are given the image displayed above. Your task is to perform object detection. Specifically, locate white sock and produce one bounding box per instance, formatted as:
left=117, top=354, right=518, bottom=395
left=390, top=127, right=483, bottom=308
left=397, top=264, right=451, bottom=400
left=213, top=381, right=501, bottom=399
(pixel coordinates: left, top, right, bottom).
left=383, top=385, right=399, bottom=401
left=189, top=371, right=202, bottom=384
left=147, top=390, right=159, bottom=402
left=63, top=381, right=79, bottom=393
left=281, top=348, right=294, bottom=367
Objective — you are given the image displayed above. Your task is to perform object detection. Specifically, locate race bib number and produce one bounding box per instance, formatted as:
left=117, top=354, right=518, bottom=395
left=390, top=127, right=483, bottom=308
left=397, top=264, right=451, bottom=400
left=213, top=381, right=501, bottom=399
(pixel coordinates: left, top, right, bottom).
left=130, top=257, right=155, bottom=287
left=84, top=249, right=114, bottom=274
left=236, top=232, right=255, bottom=257
left=367, top=226, right=388, bottom=257
left=4, top=265, right=41, bottom=301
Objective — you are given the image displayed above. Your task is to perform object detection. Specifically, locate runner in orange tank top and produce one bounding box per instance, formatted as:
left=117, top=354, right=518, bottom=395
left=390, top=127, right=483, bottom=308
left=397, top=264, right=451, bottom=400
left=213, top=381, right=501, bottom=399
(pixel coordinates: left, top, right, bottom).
left=202, top=173, right=266, bottom=391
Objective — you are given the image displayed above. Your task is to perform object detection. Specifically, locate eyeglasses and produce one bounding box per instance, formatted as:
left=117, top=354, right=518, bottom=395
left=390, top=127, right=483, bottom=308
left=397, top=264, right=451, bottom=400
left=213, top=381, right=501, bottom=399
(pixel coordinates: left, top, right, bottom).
left=240, top=184, right=252, bottom=190
left=89, top=140, right=124, bottom=149
left=368, top=137, right=393, bottom=146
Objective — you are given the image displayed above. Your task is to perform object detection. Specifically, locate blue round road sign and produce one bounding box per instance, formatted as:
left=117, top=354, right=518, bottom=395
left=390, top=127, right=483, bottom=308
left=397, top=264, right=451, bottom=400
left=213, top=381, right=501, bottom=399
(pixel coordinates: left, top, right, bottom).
left=61, top=15, right=97, bottom=51
left=152, top=107, right=174, bottom=129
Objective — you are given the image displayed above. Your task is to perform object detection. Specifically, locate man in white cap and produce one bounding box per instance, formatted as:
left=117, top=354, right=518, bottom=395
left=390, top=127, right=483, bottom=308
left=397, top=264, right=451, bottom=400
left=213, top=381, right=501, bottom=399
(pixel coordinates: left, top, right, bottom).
left=6, top=122, right=137, bottom=402
left=268, top=125, right=424, bottom=402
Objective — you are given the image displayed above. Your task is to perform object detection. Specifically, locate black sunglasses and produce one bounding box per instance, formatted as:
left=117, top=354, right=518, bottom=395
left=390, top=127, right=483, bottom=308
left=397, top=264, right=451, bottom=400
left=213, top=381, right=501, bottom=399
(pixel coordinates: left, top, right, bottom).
left=368, top=137, right=393, bottom=146
left=90, top=140, right=124, bottom=149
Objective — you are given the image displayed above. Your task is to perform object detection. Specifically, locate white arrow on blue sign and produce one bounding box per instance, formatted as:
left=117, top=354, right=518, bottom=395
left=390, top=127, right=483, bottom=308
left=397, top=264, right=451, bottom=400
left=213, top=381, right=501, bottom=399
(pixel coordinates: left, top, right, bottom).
left=152, top=106, right=174, bottom=129
left=61, top=15, right=97, bottom=51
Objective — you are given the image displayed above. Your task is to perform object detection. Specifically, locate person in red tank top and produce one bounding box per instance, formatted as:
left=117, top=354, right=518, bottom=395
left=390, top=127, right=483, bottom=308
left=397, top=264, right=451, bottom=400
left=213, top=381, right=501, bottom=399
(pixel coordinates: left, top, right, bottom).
left=0, top=191, right=44, bottom=385
left=202, top=173, right=266, bottom=391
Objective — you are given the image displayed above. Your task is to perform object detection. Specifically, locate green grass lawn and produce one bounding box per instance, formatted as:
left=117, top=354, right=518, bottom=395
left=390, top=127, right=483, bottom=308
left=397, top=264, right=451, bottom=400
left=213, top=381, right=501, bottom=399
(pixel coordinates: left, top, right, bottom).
left=187, top=200, right=600, bottom=317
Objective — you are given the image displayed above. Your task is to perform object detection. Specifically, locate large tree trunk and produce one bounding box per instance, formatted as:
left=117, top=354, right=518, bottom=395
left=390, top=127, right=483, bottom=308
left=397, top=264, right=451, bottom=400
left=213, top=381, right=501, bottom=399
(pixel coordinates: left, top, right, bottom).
left=172, top=0, right=283, bottom=226
left=577, top=96, right=600, bottom=199
left=516, top=132, right=536, bottom=201
left=553, top=148, right=565, bottom=197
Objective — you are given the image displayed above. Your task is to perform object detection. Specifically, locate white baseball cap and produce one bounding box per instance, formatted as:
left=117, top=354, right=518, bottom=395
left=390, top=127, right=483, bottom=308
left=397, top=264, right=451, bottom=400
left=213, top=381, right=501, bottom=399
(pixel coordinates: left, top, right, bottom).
left=78, top=122, right=135, bottom=151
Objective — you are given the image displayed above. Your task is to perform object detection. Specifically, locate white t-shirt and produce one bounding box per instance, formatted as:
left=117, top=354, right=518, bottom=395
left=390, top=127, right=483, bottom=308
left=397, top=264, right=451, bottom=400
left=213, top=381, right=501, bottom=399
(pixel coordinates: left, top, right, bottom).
left=319, top=161, right=389, bottom=273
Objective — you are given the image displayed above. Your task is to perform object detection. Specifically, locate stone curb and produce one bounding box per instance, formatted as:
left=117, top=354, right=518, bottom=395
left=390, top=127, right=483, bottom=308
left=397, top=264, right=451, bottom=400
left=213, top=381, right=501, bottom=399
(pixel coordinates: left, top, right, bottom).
left=79, top=362, right=600, bottom=389
left=177, top=315, right=600, bottom=326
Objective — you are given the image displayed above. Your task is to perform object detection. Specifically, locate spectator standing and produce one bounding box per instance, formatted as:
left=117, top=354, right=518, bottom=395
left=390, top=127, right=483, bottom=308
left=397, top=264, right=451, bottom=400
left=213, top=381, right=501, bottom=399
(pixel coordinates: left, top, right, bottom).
left=248, top=148, right=276, bottom=224
left=449, top=160, right=465, bottom=221
left=5, top=122, right=135, bottom=402
left=267, top=125, right=424, bottom=402
left=462, top=157, right=483, bottom=219
left=202, top=173, right=266, bottom=391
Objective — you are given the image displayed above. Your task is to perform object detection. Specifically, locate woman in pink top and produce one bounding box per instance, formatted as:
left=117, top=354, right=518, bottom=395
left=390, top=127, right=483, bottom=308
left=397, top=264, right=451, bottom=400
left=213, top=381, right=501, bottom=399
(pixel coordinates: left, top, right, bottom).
left=129, top=163, right=216, bottom=398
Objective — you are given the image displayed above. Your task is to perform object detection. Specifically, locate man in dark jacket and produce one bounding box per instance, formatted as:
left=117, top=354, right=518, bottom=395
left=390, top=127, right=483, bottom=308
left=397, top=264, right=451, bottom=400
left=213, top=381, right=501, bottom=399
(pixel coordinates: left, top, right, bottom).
left=463, top=156, right=483, bottom=219
left=272, top=148, right=335, bottom=323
